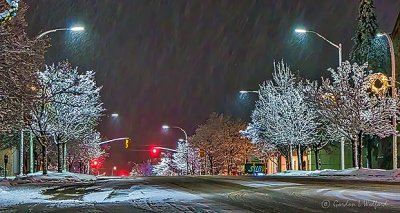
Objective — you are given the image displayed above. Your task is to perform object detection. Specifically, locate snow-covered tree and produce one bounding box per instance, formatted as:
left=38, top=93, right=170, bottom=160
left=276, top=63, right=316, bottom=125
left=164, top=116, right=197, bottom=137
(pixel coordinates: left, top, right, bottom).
left=190, top=113, right=252, bottom=174
left=307, top=61, right=398, bottom=168
left=130, top=161, right=153, bottom=176
left=244, top=61, right=319, bottom=170
left=48, top=63, right=104, bottom=172
left=349, top=0, right=387, bottom=72
left=66, top=130, right=106, bottom=173
left=29, top=61, right=104, bottom=174
left=172, top=141, right=201, bottom=175
left=0, top=1, right=47, bottom=131
left=153, top=154, right=177, bottom=176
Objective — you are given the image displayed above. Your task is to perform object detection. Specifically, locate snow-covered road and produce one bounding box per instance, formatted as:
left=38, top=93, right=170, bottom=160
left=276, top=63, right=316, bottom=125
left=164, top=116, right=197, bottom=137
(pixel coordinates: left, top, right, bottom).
left=1, top=176, right=399, bottom=212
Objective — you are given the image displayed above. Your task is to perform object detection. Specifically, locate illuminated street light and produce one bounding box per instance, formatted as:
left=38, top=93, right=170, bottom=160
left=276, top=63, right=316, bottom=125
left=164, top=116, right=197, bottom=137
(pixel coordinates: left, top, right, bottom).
left=295, top=26, right=344, bottom=170
left=161, top=125, right=187, bottom=141
left=36, top=25, right=85, bottom=39
left=377, top=32, right=397, bottom=169
left=70, top=26, right=85, bottom=31
left=295, top=28, right=307, bottom=33
left=111, top=113, right=119, bottom=118
left=294, top=28, right=342, bottom=67
left=112, top=166, right=117, bottom=176
left=239, top=90, right=258, bottom=94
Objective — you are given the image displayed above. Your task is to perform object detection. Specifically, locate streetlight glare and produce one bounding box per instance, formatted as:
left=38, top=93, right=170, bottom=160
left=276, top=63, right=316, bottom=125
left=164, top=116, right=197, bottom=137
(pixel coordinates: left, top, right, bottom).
left=377, top=33, right=384, bottom=37
left=111, top=113, right=119, bottom=118
left=162, top=125, right=170, bottom=129
left=70, top=26, right=85, bottom=31
left=239, top=90, right=247, bottom=94
left=295, top=28, right=307, bottom=33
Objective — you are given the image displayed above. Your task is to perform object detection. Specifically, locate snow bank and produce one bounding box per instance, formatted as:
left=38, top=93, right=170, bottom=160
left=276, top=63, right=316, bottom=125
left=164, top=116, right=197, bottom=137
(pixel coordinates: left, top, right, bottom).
left=0, top=185, right=53, bottom=206
left=271, top=168, right=400, bottom=182
left=13, top=171, right=96, bottom=184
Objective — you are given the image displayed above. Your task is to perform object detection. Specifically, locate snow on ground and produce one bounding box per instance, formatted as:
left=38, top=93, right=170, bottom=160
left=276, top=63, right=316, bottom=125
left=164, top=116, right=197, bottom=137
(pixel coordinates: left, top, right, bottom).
left=224, top=180, right=303, bottom=188
left=0, top=184, right=205, bottom=207
left=0, top=185, right=53, bottom=206
left=13, top=171, right=96, bottom=183
left=270, top=168, right=400, bottom=182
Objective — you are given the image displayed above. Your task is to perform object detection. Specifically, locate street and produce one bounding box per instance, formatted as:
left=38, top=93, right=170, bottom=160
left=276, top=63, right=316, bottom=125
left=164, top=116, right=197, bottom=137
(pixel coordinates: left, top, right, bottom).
left=1, top=176, right=399, bottom=212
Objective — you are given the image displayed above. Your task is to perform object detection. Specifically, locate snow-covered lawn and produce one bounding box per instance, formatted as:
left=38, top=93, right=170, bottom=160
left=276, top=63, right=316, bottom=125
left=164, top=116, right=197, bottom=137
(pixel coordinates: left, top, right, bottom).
left=270, top=168, right=400, bottom=182
left=12, top=171, right=96, bottom=184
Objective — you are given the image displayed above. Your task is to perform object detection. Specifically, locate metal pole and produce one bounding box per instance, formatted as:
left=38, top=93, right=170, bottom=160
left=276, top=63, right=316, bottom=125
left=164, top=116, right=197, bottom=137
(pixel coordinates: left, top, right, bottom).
left=338, top=43, right=345, bottom=170
left=385, top=34, right=397, bottom=169
left=19, top=130, right=24, bottom=176
left=29, top=131, right=33, bottom=173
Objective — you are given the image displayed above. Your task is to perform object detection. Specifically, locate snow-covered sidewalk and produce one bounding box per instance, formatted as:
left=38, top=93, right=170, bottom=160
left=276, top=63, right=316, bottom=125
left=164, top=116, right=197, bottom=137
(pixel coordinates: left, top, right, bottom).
left=270, top=168, right=400, bottom=182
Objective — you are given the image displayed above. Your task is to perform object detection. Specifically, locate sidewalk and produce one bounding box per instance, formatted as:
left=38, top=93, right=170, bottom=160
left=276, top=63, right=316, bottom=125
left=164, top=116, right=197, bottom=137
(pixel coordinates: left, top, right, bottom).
left=269, top=168, right=400, bottom=183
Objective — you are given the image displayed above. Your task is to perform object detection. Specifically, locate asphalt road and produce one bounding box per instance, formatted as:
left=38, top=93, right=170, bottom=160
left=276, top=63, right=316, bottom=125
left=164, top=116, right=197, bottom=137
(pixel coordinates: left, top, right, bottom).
left=2, top=176, right=400, bottom=212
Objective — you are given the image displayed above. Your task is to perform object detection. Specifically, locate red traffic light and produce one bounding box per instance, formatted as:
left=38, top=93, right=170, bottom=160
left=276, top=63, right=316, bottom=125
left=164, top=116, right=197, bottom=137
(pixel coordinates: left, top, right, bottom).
left=150, top=147, right=160, bottom=157
left=93, top=160, right=98, bottom=166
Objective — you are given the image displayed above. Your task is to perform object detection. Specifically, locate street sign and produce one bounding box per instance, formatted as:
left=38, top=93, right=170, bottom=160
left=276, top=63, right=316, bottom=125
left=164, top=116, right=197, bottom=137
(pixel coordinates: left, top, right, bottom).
left=244, top=163, right=265, bottom=175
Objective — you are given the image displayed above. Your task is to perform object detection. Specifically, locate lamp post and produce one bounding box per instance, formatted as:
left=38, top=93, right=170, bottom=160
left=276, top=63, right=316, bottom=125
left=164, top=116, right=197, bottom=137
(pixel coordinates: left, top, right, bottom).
left=162, top=125, right=188, bottom=142
left=295, top=28, right=342, bottom=67
left=112, top=166, right=116, bottom=176
left=239, top=90, right=258, bottom=94
left=378, top=33, right=397, bottom=169
left=295, top=28, right=345, bottom=170
left=110, top=113, right=119, bottom=118
left=36, top=26, right=84, bottom=39
left=162, top=125, right=189, bottom=174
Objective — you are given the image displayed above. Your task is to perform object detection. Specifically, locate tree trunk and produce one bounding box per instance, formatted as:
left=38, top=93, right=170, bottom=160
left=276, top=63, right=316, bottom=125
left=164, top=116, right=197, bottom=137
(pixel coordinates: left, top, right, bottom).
left=297, top=145, right=302, bottom=171
left=62, top=143, right=67, bottom=172
left=314, top=149, right=320, bottom=170
left=42, top=145, right=48, bottom=175
left=289, top=145, right=293, bottom=170
left=57, top=143, right=62, bottom=173
left=209, top=155, right=213, bottom=175
left=357, top=131, right=363, bottom=168
left=352, top=139, right=358, bottom=168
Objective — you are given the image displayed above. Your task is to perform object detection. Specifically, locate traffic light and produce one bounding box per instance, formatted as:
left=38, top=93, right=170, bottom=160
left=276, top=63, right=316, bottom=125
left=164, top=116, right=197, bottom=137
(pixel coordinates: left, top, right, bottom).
left=90, top=160, right=99, bottom=169
left=150, top=147, right=160, bottom=157
left=125, top=138, right=130, bottom=149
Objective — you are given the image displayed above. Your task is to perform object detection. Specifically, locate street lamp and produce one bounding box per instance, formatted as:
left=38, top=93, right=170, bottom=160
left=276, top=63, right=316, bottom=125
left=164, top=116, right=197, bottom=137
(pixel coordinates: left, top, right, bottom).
left=162, top=124, right=189, bottom=175
left=377, top=32, right=397, bottom=169
left=36, top=26, right=85, bottom=39
left=111, top=113, right=119, bottom=118
left=295, top=28, right=342, bottom=67
left=112, top=166, right=117, bottom=176
left=161, top=125, right=188, bottom=142
left=295, top=27, right=344, bottom=170
left=239, top=90, right=258, bottom=94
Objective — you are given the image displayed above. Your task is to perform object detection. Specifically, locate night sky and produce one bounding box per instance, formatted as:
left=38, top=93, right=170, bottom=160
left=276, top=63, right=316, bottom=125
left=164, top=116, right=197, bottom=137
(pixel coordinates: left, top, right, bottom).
left=25, top=0, right=400, bottom=170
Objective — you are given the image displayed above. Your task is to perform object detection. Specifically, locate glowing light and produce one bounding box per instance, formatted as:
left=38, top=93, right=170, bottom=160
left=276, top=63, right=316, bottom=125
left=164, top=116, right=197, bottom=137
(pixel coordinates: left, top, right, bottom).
left=295, top=28, right=307, bottom=33
left=162, top=125, right=169, bottom=129
left=70, top=26, right=84, bottom=31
